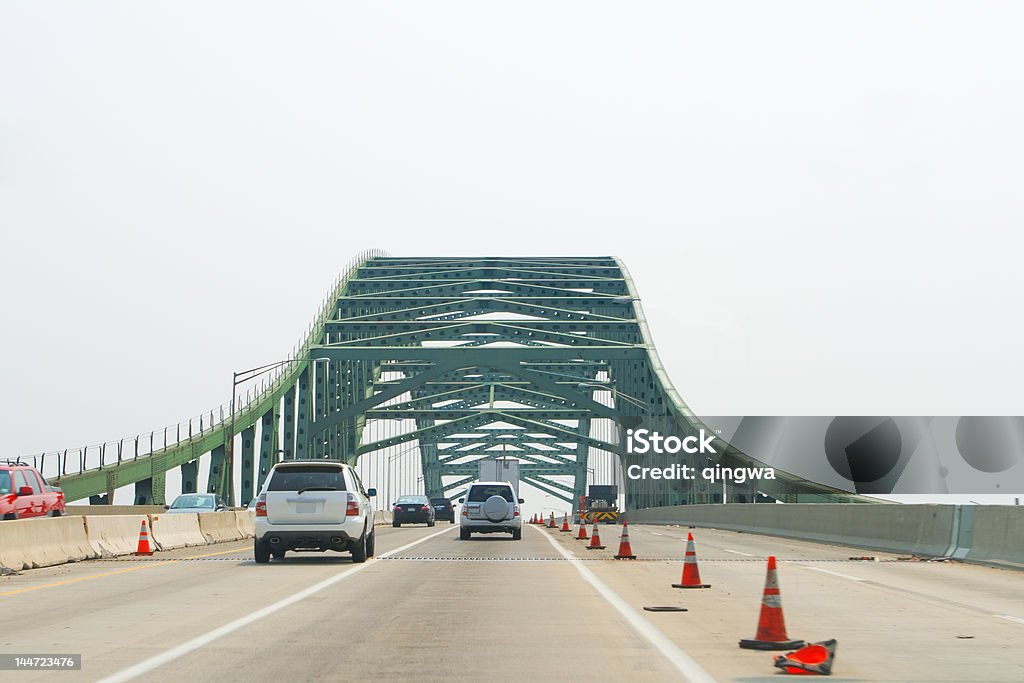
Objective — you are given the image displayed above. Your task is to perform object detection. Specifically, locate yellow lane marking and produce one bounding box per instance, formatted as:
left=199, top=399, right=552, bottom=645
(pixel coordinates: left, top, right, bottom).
left=0, top=546, right=248, bottom=598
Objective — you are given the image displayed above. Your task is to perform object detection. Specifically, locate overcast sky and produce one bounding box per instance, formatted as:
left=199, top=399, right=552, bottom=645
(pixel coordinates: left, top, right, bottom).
left=2, top=2, right=1022, bottom=468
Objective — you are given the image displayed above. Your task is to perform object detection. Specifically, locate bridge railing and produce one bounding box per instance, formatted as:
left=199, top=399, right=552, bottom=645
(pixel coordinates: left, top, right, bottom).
left=20, top=248, right=388, bottom=486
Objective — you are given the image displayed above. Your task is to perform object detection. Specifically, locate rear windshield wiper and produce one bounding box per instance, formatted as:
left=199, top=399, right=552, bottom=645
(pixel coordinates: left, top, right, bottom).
left=297, top=486, right=338, bottom=495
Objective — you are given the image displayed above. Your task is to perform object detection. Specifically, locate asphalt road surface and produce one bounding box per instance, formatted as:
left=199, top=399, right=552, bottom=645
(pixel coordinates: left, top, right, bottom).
left=1, top=522, right=1022, bottom=682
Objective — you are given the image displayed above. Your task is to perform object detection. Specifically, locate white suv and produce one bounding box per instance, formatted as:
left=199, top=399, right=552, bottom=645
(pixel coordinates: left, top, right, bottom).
left=459, top=481, right=523, bottom=541
left=253, top=461, right=377, bottom=563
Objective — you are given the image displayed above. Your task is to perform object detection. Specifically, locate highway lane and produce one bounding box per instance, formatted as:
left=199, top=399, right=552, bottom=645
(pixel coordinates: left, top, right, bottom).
left=0, top=522, right=1021, bottom=681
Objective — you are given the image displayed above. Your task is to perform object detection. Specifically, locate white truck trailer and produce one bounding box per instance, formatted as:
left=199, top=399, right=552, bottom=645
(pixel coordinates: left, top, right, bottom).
left=477, top=458, right=520, bottom=497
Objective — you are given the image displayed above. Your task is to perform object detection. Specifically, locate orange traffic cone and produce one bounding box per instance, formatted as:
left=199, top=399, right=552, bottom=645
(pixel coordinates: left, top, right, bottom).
left=560, top=514, right=570, bottom=532
left=672, top=532, right=710, bottom=588
left=531, top=514, right=537, bottom=524
left=585, top=522, right=606, bottom=550
left=773, top=639, right=837, bottom=675
left=547, top=512, right=556, bottom=528
left=575, top=520, right=589, bottom=540
left=134, top=519, right=154, bottom=556
left=739, top=556, right=805, bottom=650
left=613, top=521, right=637, bottom=559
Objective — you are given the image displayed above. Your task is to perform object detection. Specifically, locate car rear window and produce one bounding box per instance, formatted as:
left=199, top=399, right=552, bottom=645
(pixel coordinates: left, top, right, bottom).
left=396, top=496, right=426, bottom=504
left=430, top=498, right=451, bottom=506
left=267, top=466, right=347, bottom=492
left=0, top=471, right=10, bottom=495
left=467, top=485, right=514, bottom=502
left=171, top=495, right=213, bottom=509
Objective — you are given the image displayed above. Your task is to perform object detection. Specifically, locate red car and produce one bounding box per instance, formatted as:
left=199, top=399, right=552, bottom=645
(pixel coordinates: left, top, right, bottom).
left=0, top=462, right=66, bottom=520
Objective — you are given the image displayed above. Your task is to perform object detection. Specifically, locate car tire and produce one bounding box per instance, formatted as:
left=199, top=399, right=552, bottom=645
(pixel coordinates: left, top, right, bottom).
left=427, top=519, right=435, bottom=527
left=50, top=509, right=62, bottom=517
left=460, top=528, right=470, bottom=541
left=351, top=530, right=368, bottom=563
left=393, top=521, right=401, bottom=528
left=254, top=539, right=271, bottom=564
left=367, top=529, right=376, bottom=557
left=512, top=529, right=522, bottom=541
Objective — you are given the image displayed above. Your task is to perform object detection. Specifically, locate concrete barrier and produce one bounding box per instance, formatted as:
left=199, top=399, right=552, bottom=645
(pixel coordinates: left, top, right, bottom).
left=148, top=513, right=208, bottom=550
left=83, top=514, right=151, bottom=557
left=198, top=512, right=244, bottom=543
left=0, top=517, right=96, bottom=572
left=234, top=510, right=255, bottom=538
left=963, top=506, right=1024, bottom=570
left=373, top=510, right=393, bottom=526
left=626, top=504, right=957, bottom=557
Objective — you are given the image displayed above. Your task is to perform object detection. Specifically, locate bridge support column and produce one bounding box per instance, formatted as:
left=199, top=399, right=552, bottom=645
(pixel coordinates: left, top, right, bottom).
left=240, top=426, right=256, bottom=505
left=180, top=460, right=198, bottom=494
left=207, top=444, right=226, bottom=495
left=258, top=405, right=279, bottom=493
left=295, top=368, right=310, bottom=460
left=282, top=384, right=295, bottom=460
left=134, top=475, right=159, bottom=505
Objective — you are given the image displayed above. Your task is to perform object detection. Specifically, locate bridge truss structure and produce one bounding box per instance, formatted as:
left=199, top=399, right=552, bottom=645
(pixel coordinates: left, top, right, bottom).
left=28, top=252, right=865, bottom=508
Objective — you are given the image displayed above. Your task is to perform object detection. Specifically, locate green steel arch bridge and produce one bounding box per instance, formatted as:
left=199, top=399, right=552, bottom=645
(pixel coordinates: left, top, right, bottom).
left=25, top=252, right=865, bottom=509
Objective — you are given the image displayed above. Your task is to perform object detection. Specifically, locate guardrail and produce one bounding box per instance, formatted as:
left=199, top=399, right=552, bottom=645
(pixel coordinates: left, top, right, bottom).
left=626, top=504, right=1024, bottom=571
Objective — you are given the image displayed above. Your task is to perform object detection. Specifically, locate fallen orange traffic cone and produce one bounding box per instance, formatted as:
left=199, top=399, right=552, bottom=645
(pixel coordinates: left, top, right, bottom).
left=560, top=514, right=571, bottom=532
left=773, top=639, right=837, bottom=675
left=739, top=556, right=805, bottom=650
left=134, top=519, right=154, bottom=556
left=672, top=532, right=710, bottom=588
left=586, top=522, right=606, bottom=550
left=575, top=520, right=589, bottom=540
left=613, top=521, right=637, bottom=559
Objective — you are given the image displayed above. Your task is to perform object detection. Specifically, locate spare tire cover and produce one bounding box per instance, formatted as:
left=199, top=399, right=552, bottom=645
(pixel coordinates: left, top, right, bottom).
left=483, top=495, right=508, bottom=522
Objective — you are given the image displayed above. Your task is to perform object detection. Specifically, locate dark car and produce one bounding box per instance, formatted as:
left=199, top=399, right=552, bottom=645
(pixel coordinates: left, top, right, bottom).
left=430, top=497, right=455, bottom=522
left=392, top=495, right=435, bottom=527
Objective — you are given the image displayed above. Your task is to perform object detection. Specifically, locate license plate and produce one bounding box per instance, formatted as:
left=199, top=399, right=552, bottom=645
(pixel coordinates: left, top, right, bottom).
left=295, top=502, right=317, bottom=514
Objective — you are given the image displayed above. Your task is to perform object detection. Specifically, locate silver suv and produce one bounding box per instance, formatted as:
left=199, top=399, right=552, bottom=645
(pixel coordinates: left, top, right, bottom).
left=459, top=481, right=523, bottom=540
left=253, top=461, right=377, bottom=563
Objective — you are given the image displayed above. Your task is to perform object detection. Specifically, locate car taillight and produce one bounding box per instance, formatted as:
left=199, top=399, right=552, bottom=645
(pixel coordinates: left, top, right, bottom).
left=514, top=508, right=520, bottom=517
left=420, top=505, right=430, bottom=512
left=346, top=493, right=359, bottom=516
left=393, top=506, right=402, bottom=512
left=255, top=497, right=267, bottom=517
left=462, top=506, right=468, bottom=516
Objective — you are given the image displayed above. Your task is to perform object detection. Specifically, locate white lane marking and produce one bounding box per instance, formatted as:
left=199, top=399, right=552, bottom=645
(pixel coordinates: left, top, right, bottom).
left=723, top=549, right=753, bottom=557
left=649, top=531, right=664, bottom=536
left=97, top=527, right=453, bottom=683
left=795, top=565, right=866, bottom=582
left=996, top=614, right=1024, bottom=625
left=533, top=526, right=717, bottom=683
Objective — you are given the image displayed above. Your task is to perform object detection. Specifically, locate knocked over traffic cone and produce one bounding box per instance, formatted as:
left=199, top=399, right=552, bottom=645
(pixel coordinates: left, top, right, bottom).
left=739, top=556, right=805, bottom=650
left=773, top=639, right=837, bottom=675
left=560, top=514, right=571, bottom=532
left=575, top=520, right=589, bottom=540
left=586, top=522, right=606, bottom=550
left=672, top=532, right=710, bottom=588
left=134, top=519, right=154, bottom=556
left=613, top=521, right=637, bottom=559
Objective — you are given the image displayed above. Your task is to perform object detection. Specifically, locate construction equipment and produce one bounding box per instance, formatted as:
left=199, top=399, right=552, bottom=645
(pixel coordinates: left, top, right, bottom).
left=578, top=485, right=620, bottom=524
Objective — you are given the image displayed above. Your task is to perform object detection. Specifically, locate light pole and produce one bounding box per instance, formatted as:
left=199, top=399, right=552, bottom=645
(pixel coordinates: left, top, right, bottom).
left=224, top=357, right=329, bottom=505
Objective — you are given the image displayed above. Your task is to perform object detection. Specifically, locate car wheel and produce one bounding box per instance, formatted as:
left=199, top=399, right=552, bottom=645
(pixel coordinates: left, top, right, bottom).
left=50, top=509, right=62, bottom=517
left=254, top=539, right=271, bottom=564
left=351, top=530, right=368, bottom=563
left=3, top=512, right=16, bottom=521
left=393, top=521, right=401, bottom=528
left=512, top=529, right=522, bottom=541
left=427, top=519, right=435, bottom=527
left=367, top=530, right=376, bottom=557
left=460, top=528, right=470, bottom=541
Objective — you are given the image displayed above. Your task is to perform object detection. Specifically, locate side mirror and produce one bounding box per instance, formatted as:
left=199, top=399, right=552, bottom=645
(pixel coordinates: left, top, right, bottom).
left=17, top=486, right=33, bottom=497
left=164, top=504, right=170, bottom=510
left=367, top=488, right=377, bottom=497
left=518, top=498, right=524, bottom=504
left=458, top=498, right=465, bottom=504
